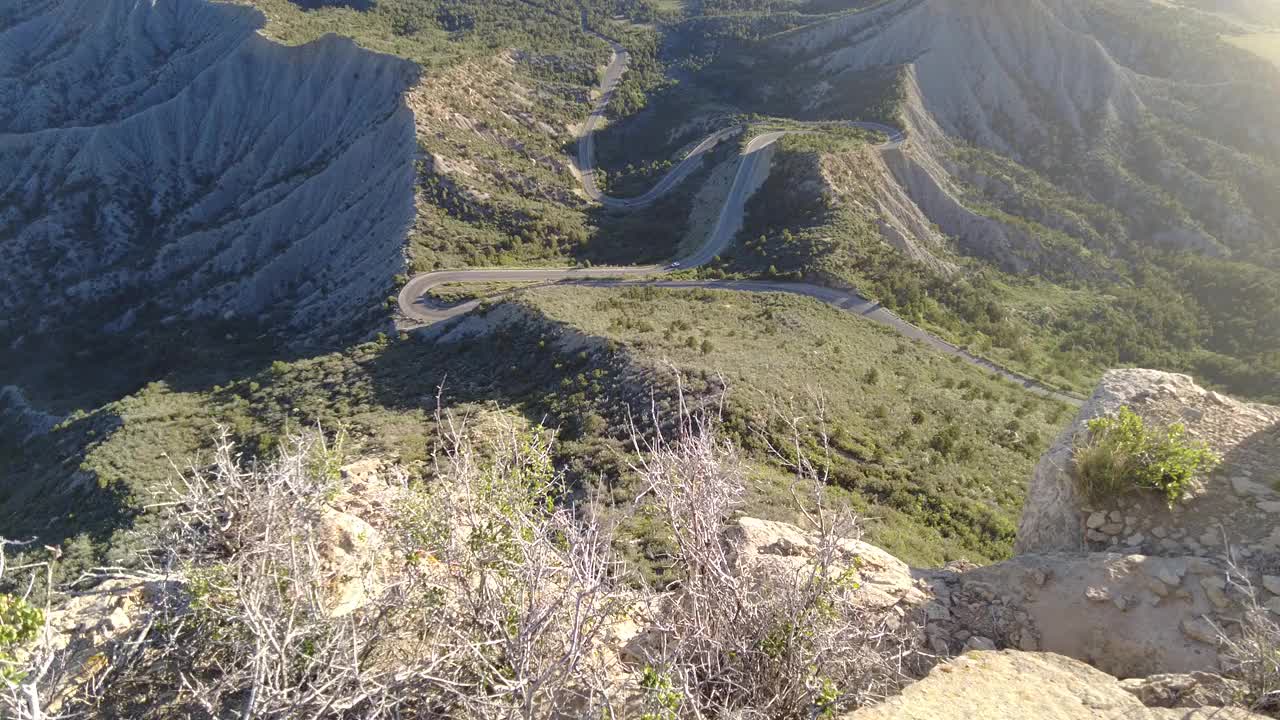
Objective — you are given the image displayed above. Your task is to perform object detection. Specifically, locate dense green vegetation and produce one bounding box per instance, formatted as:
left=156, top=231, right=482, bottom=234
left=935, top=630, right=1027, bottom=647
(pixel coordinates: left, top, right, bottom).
left=0, top=593, right=42, bottom=683
left=1074, top=406, right=1219, bottom=505
left=427, top=280, right=548, bottom=303
left=592, top=0, right=904, bottom=191
left=241, top=0, right=606, bottom=69
left=715, top=129, right=1280, bottom=402
left=2, top=287, right=1070, bottom=586
left=949, top=137, right=1280, bottom=402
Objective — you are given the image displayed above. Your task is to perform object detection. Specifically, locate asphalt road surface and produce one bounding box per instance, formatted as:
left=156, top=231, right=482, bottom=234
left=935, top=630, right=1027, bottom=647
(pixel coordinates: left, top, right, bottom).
left=396, top=28, right=1080, bottom=405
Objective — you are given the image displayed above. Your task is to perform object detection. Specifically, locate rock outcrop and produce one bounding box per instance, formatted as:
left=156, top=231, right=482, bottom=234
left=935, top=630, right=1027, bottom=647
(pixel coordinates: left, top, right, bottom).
left=318, top=459, right=399, bottom=617
left=0, top=0, right=417, bottom=344
left=1017, top=369, right=1280, bottom=565
left=37, top=578, right=170, bottom=714
left=721, top=512, right=1255, bottom=679
left=841, top=650, right=1264, bottom=719
left=920, top=552, right=1245, bottom=677
left=1119, top=671, right=1249, bottom=709
left=882, top=370, right=1280, bottom=678
left=725, top=516, right=929, bottom=611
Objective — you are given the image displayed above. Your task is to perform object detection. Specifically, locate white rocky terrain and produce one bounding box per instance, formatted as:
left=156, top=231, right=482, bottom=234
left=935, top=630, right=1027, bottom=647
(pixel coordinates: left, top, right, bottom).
left=777, top=0, right=1280, bottom=271
left=0, top=0, right=417, bottom=343
left=844, top=650, right=1261, bottom=719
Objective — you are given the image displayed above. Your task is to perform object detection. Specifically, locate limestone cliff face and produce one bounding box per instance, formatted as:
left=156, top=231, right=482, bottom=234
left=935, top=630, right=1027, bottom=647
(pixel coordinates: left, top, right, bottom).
left=0, top=0, right=418, bottom=342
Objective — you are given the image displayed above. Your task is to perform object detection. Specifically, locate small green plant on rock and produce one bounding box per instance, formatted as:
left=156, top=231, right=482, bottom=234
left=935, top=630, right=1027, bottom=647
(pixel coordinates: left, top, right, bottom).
left=637, top=666, right=682, bottom=720
left=0, top=593, right=43, bottom=683
left=1074, top=406, right=1219, bottom=505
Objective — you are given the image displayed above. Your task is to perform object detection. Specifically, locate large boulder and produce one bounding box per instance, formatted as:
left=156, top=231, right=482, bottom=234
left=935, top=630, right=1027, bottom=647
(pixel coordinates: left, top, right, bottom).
left=724, top=516, right=931, bottom=611
left=841, top=650, right=1265, bottom=719
left=316, top=460, right=400, bottom=617
left=37, top=578, right=174, bottom=713
left=317, top=507, right=388, bottom=617
left=1016, top=369, right=1280, bottom=566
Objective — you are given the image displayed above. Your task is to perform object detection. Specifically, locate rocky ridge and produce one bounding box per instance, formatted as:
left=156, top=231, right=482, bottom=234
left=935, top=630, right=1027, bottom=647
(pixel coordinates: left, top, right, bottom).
left=0, top=0, right=418, bottom=345
left=777, top=0, right=1280, bottom=274
left=815, top=144, right=955, bottom=274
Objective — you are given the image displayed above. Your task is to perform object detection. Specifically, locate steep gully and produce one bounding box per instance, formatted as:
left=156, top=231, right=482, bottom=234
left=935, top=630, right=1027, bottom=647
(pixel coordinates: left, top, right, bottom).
left=397, top=26, right=1081, bottom=405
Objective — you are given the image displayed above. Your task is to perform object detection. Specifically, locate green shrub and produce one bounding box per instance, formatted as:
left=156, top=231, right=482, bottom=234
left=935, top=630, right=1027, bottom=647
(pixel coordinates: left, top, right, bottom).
left=929, top=424, right=961, bottom=456
left=1074, top=406, right=1219, bottom=505
left=0, top=593, right=43, bottom=682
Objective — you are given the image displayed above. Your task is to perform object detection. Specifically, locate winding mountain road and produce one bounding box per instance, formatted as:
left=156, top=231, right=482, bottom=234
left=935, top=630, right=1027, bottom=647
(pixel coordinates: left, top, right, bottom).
left=396, top=29, right=1080, bottom=405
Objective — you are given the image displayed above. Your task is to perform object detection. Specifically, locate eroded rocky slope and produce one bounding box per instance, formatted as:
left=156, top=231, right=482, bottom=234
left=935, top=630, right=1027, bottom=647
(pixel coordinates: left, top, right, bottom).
left=0, top=0, right=417, bottom=346
left=777, top=0, right=1280, bottom=273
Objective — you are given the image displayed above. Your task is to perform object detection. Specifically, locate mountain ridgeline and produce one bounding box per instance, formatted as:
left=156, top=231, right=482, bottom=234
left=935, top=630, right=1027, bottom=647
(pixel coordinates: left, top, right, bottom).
left=0, top=0, right=419, bottom=410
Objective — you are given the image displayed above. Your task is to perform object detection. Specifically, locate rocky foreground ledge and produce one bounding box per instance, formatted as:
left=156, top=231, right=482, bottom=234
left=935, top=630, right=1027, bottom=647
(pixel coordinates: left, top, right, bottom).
left=28, top=371, right=1280, bottom=717
left=684, top=371, right=1280, bottom=716
left=845, top=650, right=1259, bottom=719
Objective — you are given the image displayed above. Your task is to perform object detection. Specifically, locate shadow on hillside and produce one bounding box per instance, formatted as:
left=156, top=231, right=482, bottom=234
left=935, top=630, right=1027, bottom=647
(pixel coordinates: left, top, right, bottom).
left=370, top=303, right=663, bottom=432
left=288, top=0, right=375, bottom=9
left=576, top=140, right=738, bottom=267
left=5, top=314, right=324, bottom=417
left=1213, top=417, right=1280, bottom=573
left=0, top=408, right=130, bottom=581
left=0, top=295, right=715, bottom=586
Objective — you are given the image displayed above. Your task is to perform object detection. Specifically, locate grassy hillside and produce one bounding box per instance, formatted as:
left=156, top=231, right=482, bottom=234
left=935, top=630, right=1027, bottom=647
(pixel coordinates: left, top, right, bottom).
left=717, top=129, right=1280, bottom=403
left=3, top=286, right=1070, bottom=586
left=524, top=286, right=1072, bottom=565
